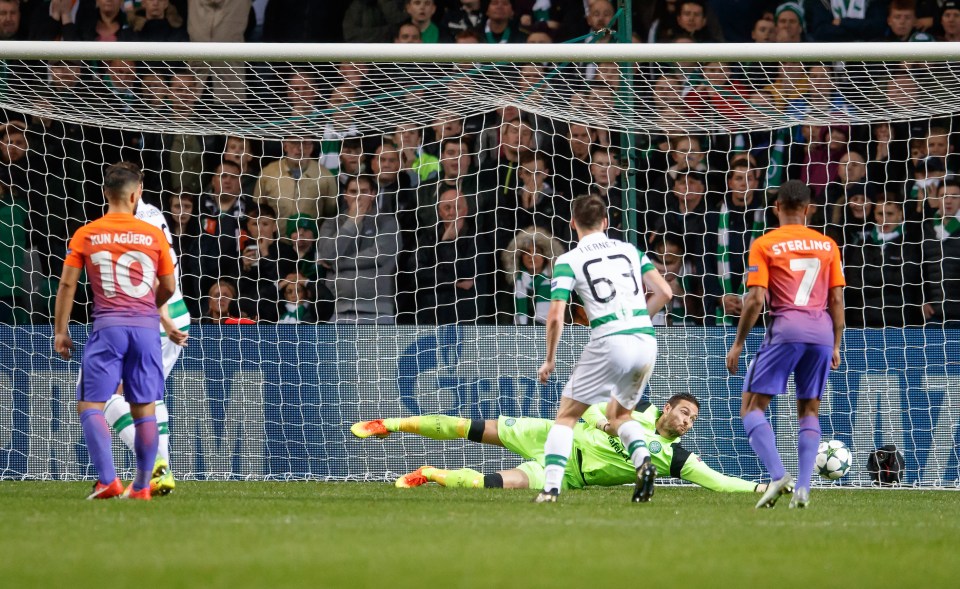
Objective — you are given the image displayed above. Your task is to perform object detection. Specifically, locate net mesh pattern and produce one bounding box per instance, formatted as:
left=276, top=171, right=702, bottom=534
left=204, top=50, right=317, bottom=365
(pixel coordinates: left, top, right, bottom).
left=0, top=56, right=957, bottom=487
left=1, top=60, right=960, bottom=135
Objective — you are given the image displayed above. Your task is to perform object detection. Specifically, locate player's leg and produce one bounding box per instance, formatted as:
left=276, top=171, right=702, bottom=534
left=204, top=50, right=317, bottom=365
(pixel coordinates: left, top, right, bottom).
left=149, top=398, right=175, bottom=495
left=120, top=328, right=165, bottom=498
left=102, top=384, right=174, bottom=495
left=397, top=419, right=584, bottom=492
left=790, top=344, right=832, bottom=509
left=606, top=399, right=650, bottom=466
left=102, top=387, right=136, bottom=451
left=486, top=463, right=541, bottom=489
left=376, top=417, right=509, bottom=489
left=741, top=392, right=778, bottom=476
left=155, top=399, right=171, bottom=462
left=156, top=335, right=183, bottom=464
left=487, top=468, right=532, bottom=489
left=537, top=339, right=612, bottom=501
left=494, top=459, right=585, bottom=490
left=394, top=417, right=541, bottom=488
left=154, top=399, right=171, bottom=463
left=100, top=335, right=179, bottom=486
left=420, top=463, right=581, bottom=490
left=536, top=397, right=589, bottom=501
left=353, top=415, right=503, bottom=446
left=744, top=391, right=794, bottom=508
left=76, top=328, right=126, bottom=499
left=425, top=463, right=547, bottom=490
left=386, top=418, right=494, bottom=488
left=148, top=337, right=183, bottom=495
left=790, top=398, right=821, bottom=509
left=742, top=344, right=801, bottom=508
left=605, top=334, right=658, bottom=502
left=607, top=397, right=659, bottom=502
left=124, top=401, right=158, bottom=500
left=418, top=467, right=522, bottom=488
left=78, top=400, right=125, bottom=499
left=397, top=466, right=532, bottom=489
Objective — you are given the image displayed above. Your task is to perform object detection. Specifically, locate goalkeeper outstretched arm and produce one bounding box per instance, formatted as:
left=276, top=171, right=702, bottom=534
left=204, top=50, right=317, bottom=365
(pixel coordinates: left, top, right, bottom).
left=676, top=450, right=760, bottom=493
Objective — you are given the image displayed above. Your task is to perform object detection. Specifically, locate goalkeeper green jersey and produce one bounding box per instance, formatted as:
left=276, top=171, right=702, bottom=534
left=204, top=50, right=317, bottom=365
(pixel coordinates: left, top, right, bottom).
left=574, top=403, right=756, bottom=492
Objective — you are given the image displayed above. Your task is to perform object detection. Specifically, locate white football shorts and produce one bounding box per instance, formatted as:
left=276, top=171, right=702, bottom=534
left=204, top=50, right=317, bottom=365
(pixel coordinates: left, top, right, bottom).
left=562, top=333, right=657, bottom=408
left=160, top=334, right=184, bottom=380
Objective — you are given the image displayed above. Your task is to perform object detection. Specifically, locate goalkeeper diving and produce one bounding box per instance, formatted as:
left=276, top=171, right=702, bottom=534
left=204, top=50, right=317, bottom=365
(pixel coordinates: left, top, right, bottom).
left=352, top=392, right=767, bottom=493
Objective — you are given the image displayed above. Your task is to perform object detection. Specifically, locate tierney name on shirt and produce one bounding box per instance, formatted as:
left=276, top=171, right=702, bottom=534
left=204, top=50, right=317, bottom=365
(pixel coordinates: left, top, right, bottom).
left=770, top=239, right=832, bottom=255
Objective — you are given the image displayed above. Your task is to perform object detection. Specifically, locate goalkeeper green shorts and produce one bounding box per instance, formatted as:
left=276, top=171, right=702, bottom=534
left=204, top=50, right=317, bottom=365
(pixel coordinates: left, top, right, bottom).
left=496, top=416, right=586, bottom=490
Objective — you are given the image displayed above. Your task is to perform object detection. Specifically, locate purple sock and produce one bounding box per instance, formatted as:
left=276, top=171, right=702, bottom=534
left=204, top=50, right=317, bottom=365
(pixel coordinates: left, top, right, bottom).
left=796, top=416, right=822, bottom=492
left=742, top=409, right=786, bottom=481
left=80, top=409, right=116, bottom=485
left=133, top=415, right=159, bottom=491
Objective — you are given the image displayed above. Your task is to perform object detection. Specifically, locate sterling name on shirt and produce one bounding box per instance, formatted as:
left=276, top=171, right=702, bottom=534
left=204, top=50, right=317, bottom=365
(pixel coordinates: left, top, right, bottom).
left=88, top=232, right=156, bottom=246
left=770, top=239, right=833, bottom=256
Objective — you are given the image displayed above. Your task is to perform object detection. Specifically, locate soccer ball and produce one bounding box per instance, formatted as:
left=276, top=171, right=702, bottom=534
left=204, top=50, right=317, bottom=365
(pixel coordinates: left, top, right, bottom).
left=816, top=440, right=852, bottom=480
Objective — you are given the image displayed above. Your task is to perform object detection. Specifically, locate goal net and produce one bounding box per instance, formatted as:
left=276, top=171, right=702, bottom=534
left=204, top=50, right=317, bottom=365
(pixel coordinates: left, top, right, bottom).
left=0, top=42, right=957, bottom=487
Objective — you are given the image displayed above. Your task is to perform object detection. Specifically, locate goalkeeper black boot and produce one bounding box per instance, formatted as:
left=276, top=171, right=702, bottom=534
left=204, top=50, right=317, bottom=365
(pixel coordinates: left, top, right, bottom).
left=533, top=488, right=559, bottom=503
left=632, top=458, right=656, bottom=503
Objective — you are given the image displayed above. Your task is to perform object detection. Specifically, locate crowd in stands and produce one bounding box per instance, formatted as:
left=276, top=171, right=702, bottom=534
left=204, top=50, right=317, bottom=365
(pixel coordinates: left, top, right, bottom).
left=0, top=0, right=957, bottom=329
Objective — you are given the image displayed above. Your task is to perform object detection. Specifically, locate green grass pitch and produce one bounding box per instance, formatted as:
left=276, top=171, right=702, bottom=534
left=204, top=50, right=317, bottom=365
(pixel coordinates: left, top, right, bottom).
left=2, top=482, right=958, bottom=589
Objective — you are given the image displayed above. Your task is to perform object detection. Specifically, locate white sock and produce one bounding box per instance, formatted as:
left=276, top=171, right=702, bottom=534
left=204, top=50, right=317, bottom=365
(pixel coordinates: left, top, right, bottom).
left=103, top=394, right=170, bottom=468
left=542, top=424, right=574, bottom=492
left=103, top=394, right=136, bottom=453
left=156, top=400, right=170, bottom=463
left=617, top=420, right=651, bottom=469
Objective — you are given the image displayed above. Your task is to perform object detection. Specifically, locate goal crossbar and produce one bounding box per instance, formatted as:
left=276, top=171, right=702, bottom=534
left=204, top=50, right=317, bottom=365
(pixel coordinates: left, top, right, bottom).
left=1, top=41, right=959, bottom=63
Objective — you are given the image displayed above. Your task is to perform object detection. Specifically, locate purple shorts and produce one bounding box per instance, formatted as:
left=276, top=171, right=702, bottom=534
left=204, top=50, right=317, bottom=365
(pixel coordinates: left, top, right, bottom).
left=76, top=326, right=163, bottom=404
left=743, top=343, right=833, bottom=399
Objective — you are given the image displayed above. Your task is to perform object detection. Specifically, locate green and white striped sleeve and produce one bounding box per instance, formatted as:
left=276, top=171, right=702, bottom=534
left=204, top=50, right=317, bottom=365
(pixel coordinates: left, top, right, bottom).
left=550, top=262, right=576, bottom=301
left=637, top=250, right=656, bottom=274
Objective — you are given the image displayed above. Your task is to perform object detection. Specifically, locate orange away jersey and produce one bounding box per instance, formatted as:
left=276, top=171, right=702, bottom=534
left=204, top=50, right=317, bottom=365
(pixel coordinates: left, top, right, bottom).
left=64, top=212, right=174, bottom=326
left=746, top=224, right=844, bottom=345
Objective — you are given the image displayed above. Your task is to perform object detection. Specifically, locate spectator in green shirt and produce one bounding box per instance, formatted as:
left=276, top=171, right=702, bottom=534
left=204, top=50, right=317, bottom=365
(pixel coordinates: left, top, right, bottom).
left=405, top=0, right=446, bottom=42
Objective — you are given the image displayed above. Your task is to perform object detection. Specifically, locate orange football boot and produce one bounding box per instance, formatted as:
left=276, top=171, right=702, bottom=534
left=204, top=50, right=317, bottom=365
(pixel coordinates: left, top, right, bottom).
left=395, top=466, right=434, bottom=488
left=122, top=485, right=152, bottom=501
left=86, top=478, right=124, bottom=500
left=350, top=419, right=390, bottom=439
